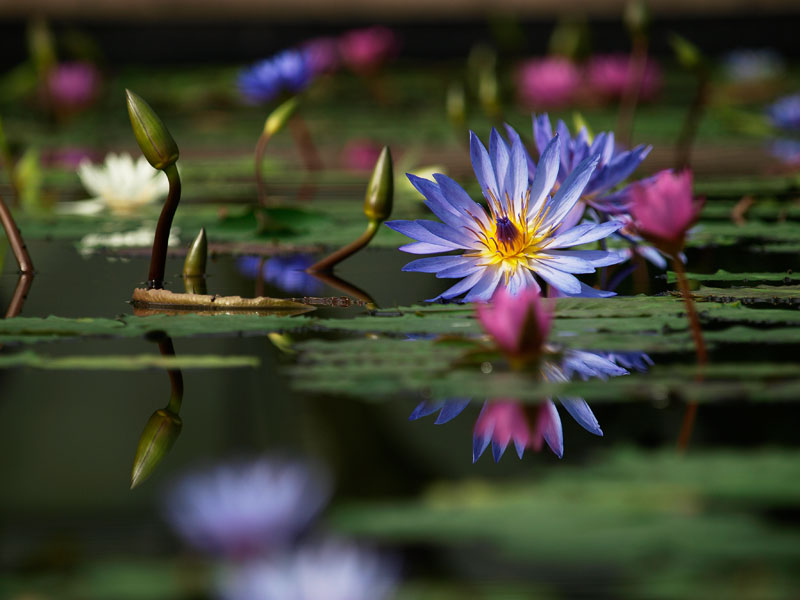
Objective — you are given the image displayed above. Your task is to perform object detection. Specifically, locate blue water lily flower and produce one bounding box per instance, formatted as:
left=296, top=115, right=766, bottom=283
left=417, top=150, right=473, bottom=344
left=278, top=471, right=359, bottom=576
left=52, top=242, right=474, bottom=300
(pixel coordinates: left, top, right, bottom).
left=767, top=93, right=800, bottom=131
left=386, top=128, right=626, bottom=301
left=531, top=114, right=651, bottom=223
left=238, top=49, right=313, bottom=104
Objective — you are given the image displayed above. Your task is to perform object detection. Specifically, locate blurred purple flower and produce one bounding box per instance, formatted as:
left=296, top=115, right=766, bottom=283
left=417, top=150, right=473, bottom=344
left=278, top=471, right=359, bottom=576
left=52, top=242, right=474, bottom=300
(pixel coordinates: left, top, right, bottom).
left=767, top=93, right=800, bottom=131
left=41, top=146, right=98, bottom=169
left=339, top=26, right=398, bottom=74
left=303, top=37, right=341, bottom=75
left=237, top=255, right=322, bottom=296
left=516, top=57, right=581, bottom=108
left=723, top=48, right=784, bottom=83
left=769, top=138, right=800, bottom=167
left=585, top=54, right=662, bottom=102
left=341, top=139, right=383, bottom=172
left=219, top=540, right=398, bottom=600
left=46, top=61, right=100, bottom=109
left=163, top=457, right=329, bottom=559
left=238, top=49, right=313, bottom=104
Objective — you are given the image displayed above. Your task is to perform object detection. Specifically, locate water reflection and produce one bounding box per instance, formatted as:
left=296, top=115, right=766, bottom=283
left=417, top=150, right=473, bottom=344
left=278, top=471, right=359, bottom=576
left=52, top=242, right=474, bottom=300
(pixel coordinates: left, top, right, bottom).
left=238, top=254, right=322, bottom=296
left=410, top=350, right=653, bottom=461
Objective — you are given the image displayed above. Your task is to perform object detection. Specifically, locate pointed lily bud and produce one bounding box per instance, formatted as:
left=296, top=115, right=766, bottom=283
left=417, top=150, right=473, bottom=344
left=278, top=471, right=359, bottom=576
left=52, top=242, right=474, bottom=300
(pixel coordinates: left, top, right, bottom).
left=183, top=227, right=207, bottom=278
left=363, top=146, right=393, bottom=223
left=126, top=89, right=179, bottom=170
left=264, top=96, right=299, bottom=138
left=669, top=34, right=706, bottom=73
left=624, top=0, right=650, bottom=37
left=130, top=408, right=182, bottom=489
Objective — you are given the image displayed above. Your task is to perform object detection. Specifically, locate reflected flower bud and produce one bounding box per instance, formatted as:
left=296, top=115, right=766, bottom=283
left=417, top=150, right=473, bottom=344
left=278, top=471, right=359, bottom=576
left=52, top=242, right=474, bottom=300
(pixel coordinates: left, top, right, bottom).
left=130, top=408, right=182, bottom=489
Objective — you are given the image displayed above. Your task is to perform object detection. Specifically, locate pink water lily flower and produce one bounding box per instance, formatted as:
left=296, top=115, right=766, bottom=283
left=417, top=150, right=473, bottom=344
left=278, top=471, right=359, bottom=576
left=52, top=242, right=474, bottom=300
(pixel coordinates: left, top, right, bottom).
left=476, top=286, right=552, bottom=361
left=516, top=57, right=581, bottom=108
left=339, top=26, right=398, bottom=74
left=586, top=53, right=662, bottom=102
left=630, top=169, right=704, bottom=258
left=47, top=61, right=100, bottom=110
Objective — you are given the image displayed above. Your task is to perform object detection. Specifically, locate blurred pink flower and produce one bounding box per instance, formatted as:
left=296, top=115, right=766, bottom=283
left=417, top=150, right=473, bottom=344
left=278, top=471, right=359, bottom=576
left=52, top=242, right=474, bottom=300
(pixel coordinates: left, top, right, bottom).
left=41, top=146, right=98, bottom=169
left=586, top=53, right=662, bottom=101
left=47, top=61, right=100, bottom=110
left=476, top=286, right=552, bottom=361
left=473, top=399, right=563, bottom=461
left=630, top=169, right=703, bottom=258
left=516, top=57, right=581, bottom=108
left=303, top=37, right=340, bottom=75
left=339, top=26, right=398, bottom=74
left=341, top=139, right=383, bottom=171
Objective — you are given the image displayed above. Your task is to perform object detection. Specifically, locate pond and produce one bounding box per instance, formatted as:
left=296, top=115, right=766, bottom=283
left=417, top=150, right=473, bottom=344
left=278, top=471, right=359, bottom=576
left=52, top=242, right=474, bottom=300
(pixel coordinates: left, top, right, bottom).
left=2, top=32, right=800, bottom=600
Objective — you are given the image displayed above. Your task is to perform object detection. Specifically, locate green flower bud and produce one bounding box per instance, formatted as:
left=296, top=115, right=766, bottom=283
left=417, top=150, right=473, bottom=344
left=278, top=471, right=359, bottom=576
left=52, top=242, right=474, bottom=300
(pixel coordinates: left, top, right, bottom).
left=669, top=34, right=705, bottom=73
left=183, top=227, right=207, bottom=278
left=363, top=146, right=393, bottom=223
left=624, top=0, right=650, bottom=36
left=264, top=96, right=299, bottom=138
left=126, top=89, right=179, bottom=170
left=130, top=408, right=182, bottom=489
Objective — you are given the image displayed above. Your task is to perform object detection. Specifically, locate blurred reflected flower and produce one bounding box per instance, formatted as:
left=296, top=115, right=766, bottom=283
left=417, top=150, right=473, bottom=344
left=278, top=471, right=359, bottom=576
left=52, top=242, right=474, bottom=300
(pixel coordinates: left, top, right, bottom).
left=531, top=114, right=652, bottom=226
left=303, top=37, right=340, bottom=75
left=69, top=152, right=168, bottom=216
left=767, top=93, right=800, bottom=131
left=586, top=54, right=662, bottom=101
left=387, top=128, right=625, bottom=301
left=723, top=48, right=784, bottom=82
left=477, top=286, right=551, bottom=360
left=238, top=49, right=313, bottom=104
left=516, top=57, right=581, bottom=108
left=219, top=540, right=398, bottom=600
left=408, top=398, right=470, bottom=423
left=630, top=169, right=703, bottom=258
left=47, top=61, right=100, bottom=110
left=163, top=458, right=329, bottom=559
left=342, top=139, right=383, bottom=172
left=339, top=26, right=398, bottom=74
left=769, top=138, right=800, bottom=167
left=77, top=225, right=180, bottom=256
left=237, top=254, right=322, bottom=296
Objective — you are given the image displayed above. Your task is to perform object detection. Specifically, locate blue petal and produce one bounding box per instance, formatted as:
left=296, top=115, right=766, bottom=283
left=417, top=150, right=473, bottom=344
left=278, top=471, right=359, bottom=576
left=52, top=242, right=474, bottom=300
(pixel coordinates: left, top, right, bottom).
left=490, top=129, right=511, bottom=204
left=532, top=113, right=554, bottom=156
left=586, top=145, right=652, bottom=197
left=538, top=253, right=597, bottom=274
left=435, top=260, right=483, bottom=279
left=558, top=282, right=617, bottom=298
left=462, top=266, right=503, bottom=302
left=473, top=433, right=491, bottom=463
left=430, top=269, right=487, bottom=301
left=398, top=241, right=455, bottom=254
left=505, top=123, right=537, bottom=183
left=559, top=397, right=603, bottom=436
left=542, top=400, right=564, bottom=459
left=432, top=174, right=492, bottom=229
left=548, top=249, right=627, bottom=268
left=542, top=153, right=600, bottom=230
left=528, top=134, right=561, bottom=218
left=507, top=131, right=530, bottom=213
left=403, top=256, right=472, bottom=273
left=492, top=440, right=508, bottom=462
left=417, top=220, right=477, bottom=249
left=435, top=398, right=471, bottom=424
left=470, top=131, right=499, bottom=202
left=548, top=221, right=625, bottom=248
left=409, top=400, right=444, bottom=421
left=531, top=261, right=583, bottom=295
left=386, top=220, right=465, bottom=249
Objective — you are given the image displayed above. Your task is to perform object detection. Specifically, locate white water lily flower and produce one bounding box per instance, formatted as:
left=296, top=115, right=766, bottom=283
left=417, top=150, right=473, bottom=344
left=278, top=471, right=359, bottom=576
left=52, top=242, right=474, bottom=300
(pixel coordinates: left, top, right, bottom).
left=78, top=225, right=180, bottom=257
left=66, top=153, right=169, bottom=216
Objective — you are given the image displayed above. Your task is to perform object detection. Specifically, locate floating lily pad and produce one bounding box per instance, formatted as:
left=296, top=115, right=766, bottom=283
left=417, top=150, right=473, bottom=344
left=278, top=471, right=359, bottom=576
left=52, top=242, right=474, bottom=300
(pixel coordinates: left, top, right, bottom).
left=0, top=350, right=259, bottom=370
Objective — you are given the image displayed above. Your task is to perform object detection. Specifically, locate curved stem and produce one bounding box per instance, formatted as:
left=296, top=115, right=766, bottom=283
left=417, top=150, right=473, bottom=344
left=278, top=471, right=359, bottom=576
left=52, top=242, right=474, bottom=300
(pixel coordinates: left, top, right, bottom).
left=254, top=130, right=270, bottom=207
left=5, top=272, right=33, bottom=319
left=0, top=191, right=34, bottom=273
left=306, top=220, right=379, bottom=274
left=673, top=256, right=707, bottom=453
left=158, top=337, right=184, bottom=414
left=147, top=163, right=181, bottom=290
left=288, top=115, right=323, bottom=172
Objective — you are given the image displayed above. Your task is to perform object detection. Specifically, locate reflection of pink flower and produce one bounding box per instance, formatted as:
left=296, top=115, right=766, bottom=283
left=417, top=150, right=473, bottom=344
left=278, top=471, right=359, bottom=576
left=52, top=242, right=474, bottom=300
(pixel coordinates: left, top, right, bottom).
left=630, top=170, right=703, bottom=258
left=342, top=139, right=383, bottom=172
left=586, top=53, right=662, bottom=101
left=473, top=400, right=563, bottom=461
left=516, top=57, right=581, bottom=108
left=476, top=286, right=552, bottom=360
left=339, top=26, right=397, bottom=74
left=303, top=37, right=340, bottom=75
left=47, top=62, right=100, bottom=109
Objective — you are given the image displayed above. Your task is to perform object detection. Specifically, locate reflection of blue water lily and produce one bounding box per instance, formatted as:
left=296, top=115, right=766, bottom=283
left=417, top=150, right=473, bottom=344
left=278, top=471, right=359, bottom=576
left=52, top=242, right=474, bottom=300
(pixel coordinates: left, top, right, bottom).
left=768, top=138, right=800, bottom=167
left=410, top=349, right=652, bottom=461
left=163, top=458, right=329, bottom=559
left=767, top=94, right=800, bottom=132
left=238, top=49, right=314, bottom=105
left=237, top=255, right=323, bottom=296
left=219, top=540, right=398, bottom=600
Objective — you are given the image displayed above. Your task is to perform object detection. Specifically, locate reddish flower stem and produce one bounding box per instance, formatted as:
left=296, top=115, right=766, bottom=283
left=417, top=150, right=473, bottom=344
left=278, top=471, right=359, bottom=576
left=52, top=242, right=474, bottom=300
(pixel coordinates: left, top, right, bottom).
left=673, top=256, right=707, bottom=452
left=306, top=220, right=379, bottom=274
left=146, top=163, right=180, bottom=290
left=288, top=114, right=323, bottom=172
left=0, top=191, right=34, bottom=274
